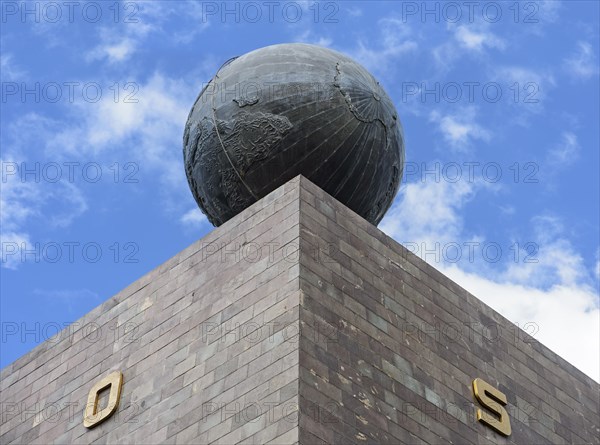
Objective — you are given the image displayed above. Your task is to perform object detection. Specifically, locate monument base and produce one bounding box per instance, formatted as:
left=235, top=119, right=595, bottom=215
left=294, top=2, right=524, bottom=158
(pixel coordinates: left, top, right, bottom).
left=1, top=176, right=598, bottom=444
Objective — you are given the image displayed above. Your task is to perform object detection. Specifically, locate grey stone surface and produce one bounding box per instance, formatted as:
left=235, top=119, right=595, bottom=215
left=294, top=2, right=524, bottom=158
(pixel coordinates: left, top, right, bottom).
left=0, top=177, right=302, bottom=445
left=295, top=176, right=599, bottom=445
left=1, top=176, right=598, bottom=444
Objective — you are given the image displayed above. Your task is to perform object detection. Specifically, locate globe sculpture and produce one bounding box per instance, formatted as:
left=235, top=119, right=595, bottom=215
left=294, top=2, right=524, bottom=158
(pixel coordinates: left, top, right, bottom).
left=183, top=43, right=405, bottom=226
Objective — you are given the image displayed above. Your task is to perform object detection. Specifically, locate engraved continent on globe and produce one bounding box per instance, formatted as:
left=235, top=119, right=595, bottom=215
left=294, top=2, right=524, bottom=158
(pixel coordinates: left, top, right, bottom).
left=183, top=43, right=405, bottom=227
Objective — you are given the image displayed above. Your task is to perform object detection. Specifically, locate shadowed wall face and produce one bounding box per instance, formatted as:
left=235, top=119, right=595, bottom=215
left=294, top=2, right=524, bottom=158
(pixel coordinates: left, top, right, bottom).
left=1, top=176, right=598, bottom=444
left=295, top=177, right=599, bottom=445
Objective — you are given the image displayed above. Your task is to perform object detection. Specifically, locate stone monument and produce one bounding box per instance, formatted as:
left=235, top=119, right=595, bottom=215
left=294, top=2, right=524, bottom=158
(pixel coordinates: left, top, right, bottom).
left=1, top=44, right=598, bottom=444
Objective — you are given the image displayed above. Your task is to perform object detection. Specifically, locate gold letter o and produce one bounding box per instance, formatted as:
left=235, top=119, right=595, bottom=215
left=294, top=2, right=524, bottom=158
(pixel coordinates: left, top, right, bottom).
left=83, top=371, right=123, bottom=428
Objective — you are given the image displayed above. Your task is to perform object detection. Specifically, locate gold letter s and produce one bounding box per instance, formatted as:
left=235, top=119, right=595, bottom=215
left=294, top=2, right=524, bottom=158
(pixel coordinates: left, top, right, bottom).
left=472, top=378, right=511, bottom=437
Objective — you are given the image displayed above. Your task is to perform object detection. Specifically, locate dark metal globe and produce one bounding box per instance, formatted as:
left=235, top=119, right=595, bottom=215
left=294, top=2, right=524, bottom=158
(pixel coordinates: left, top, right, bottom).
left=183, top=43, right=405, bottom=226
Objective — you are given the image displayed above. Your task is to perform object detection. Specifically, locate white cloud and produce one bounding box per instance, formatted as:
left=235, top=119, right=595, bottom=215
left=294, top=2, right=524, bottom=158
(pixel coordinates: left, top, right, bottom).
left=46, top=73, right=192, bottom=162
left=499, top=1, right=561, bottom=38
left=0, top=53, right=27, bottom=81
left=495, top=65, right=555, bottom=89
left=564, top=41, right=599, bottom=80
left=539, top=131, right=581, bottom=190
left=547, top=132, right=580, bottom=166
left=1, top=116, right=51, bottom=236
left=346, top=6, right=363, bottom=17
left=432, top=41, right=457, bottom=72
left=534, top=0, right=561, bottom=24
left=0, top=160, right=39, bottom=231
left=381, top=179, right=600, bottom=382
left=0, top=181, right=88, bottom=268
left=490, top=65, right=556, bottom=123
left=0, top=231, right=31, bottom=270
left=171, top=1, right=211, bottom=43
left=443, top=265, right=599, bottom=383
left=38, top=72, right=198, bottom=218
left=0, top=71, right=201, bottom=269
left=429, top=107, right=491, bottom=152
left=432, top=23, right=504, bottom=71
left=454, top=25, right=506, bottom=52
left=380, top=179, right=477, bottom=246
left=1, top=114, right=92, bottom=270
left=84, top=1, right=215, bottom=60
left=92, top=38, right=136, bottom=63
left=346, top=17, right=417, bottom=75
left=180, top=208, right=208, bottom=228
left=86, top=24, right=154, bottom=64
left=498, top=205, right=515, bottom=216
left=33, top=288, right=100, bottom=314
left=501, top=215, right=589, bottom=288
left=84, top=1, right=177, bottom=65
left=0, top=160, right=89, bottom=270
left=294, top=29, right=333, bottom=47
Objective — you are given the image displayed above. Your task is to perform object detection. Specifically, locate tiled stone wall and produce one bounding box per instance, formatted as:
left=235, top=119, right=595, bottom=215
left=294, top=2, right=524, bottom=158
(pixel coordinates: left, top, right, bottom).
left=1, top=177, right=303, bottom=445
left=296, top=176, right=599, bottom=445
left=2, top=176, right=598, bottom=444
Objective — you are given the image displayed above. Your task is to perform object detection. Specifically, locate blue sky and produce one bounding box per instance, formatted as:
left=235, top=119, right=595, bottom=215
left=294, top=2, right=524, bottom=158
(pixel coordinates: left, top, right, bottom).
left=1, top=1, right=598, bottom=382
